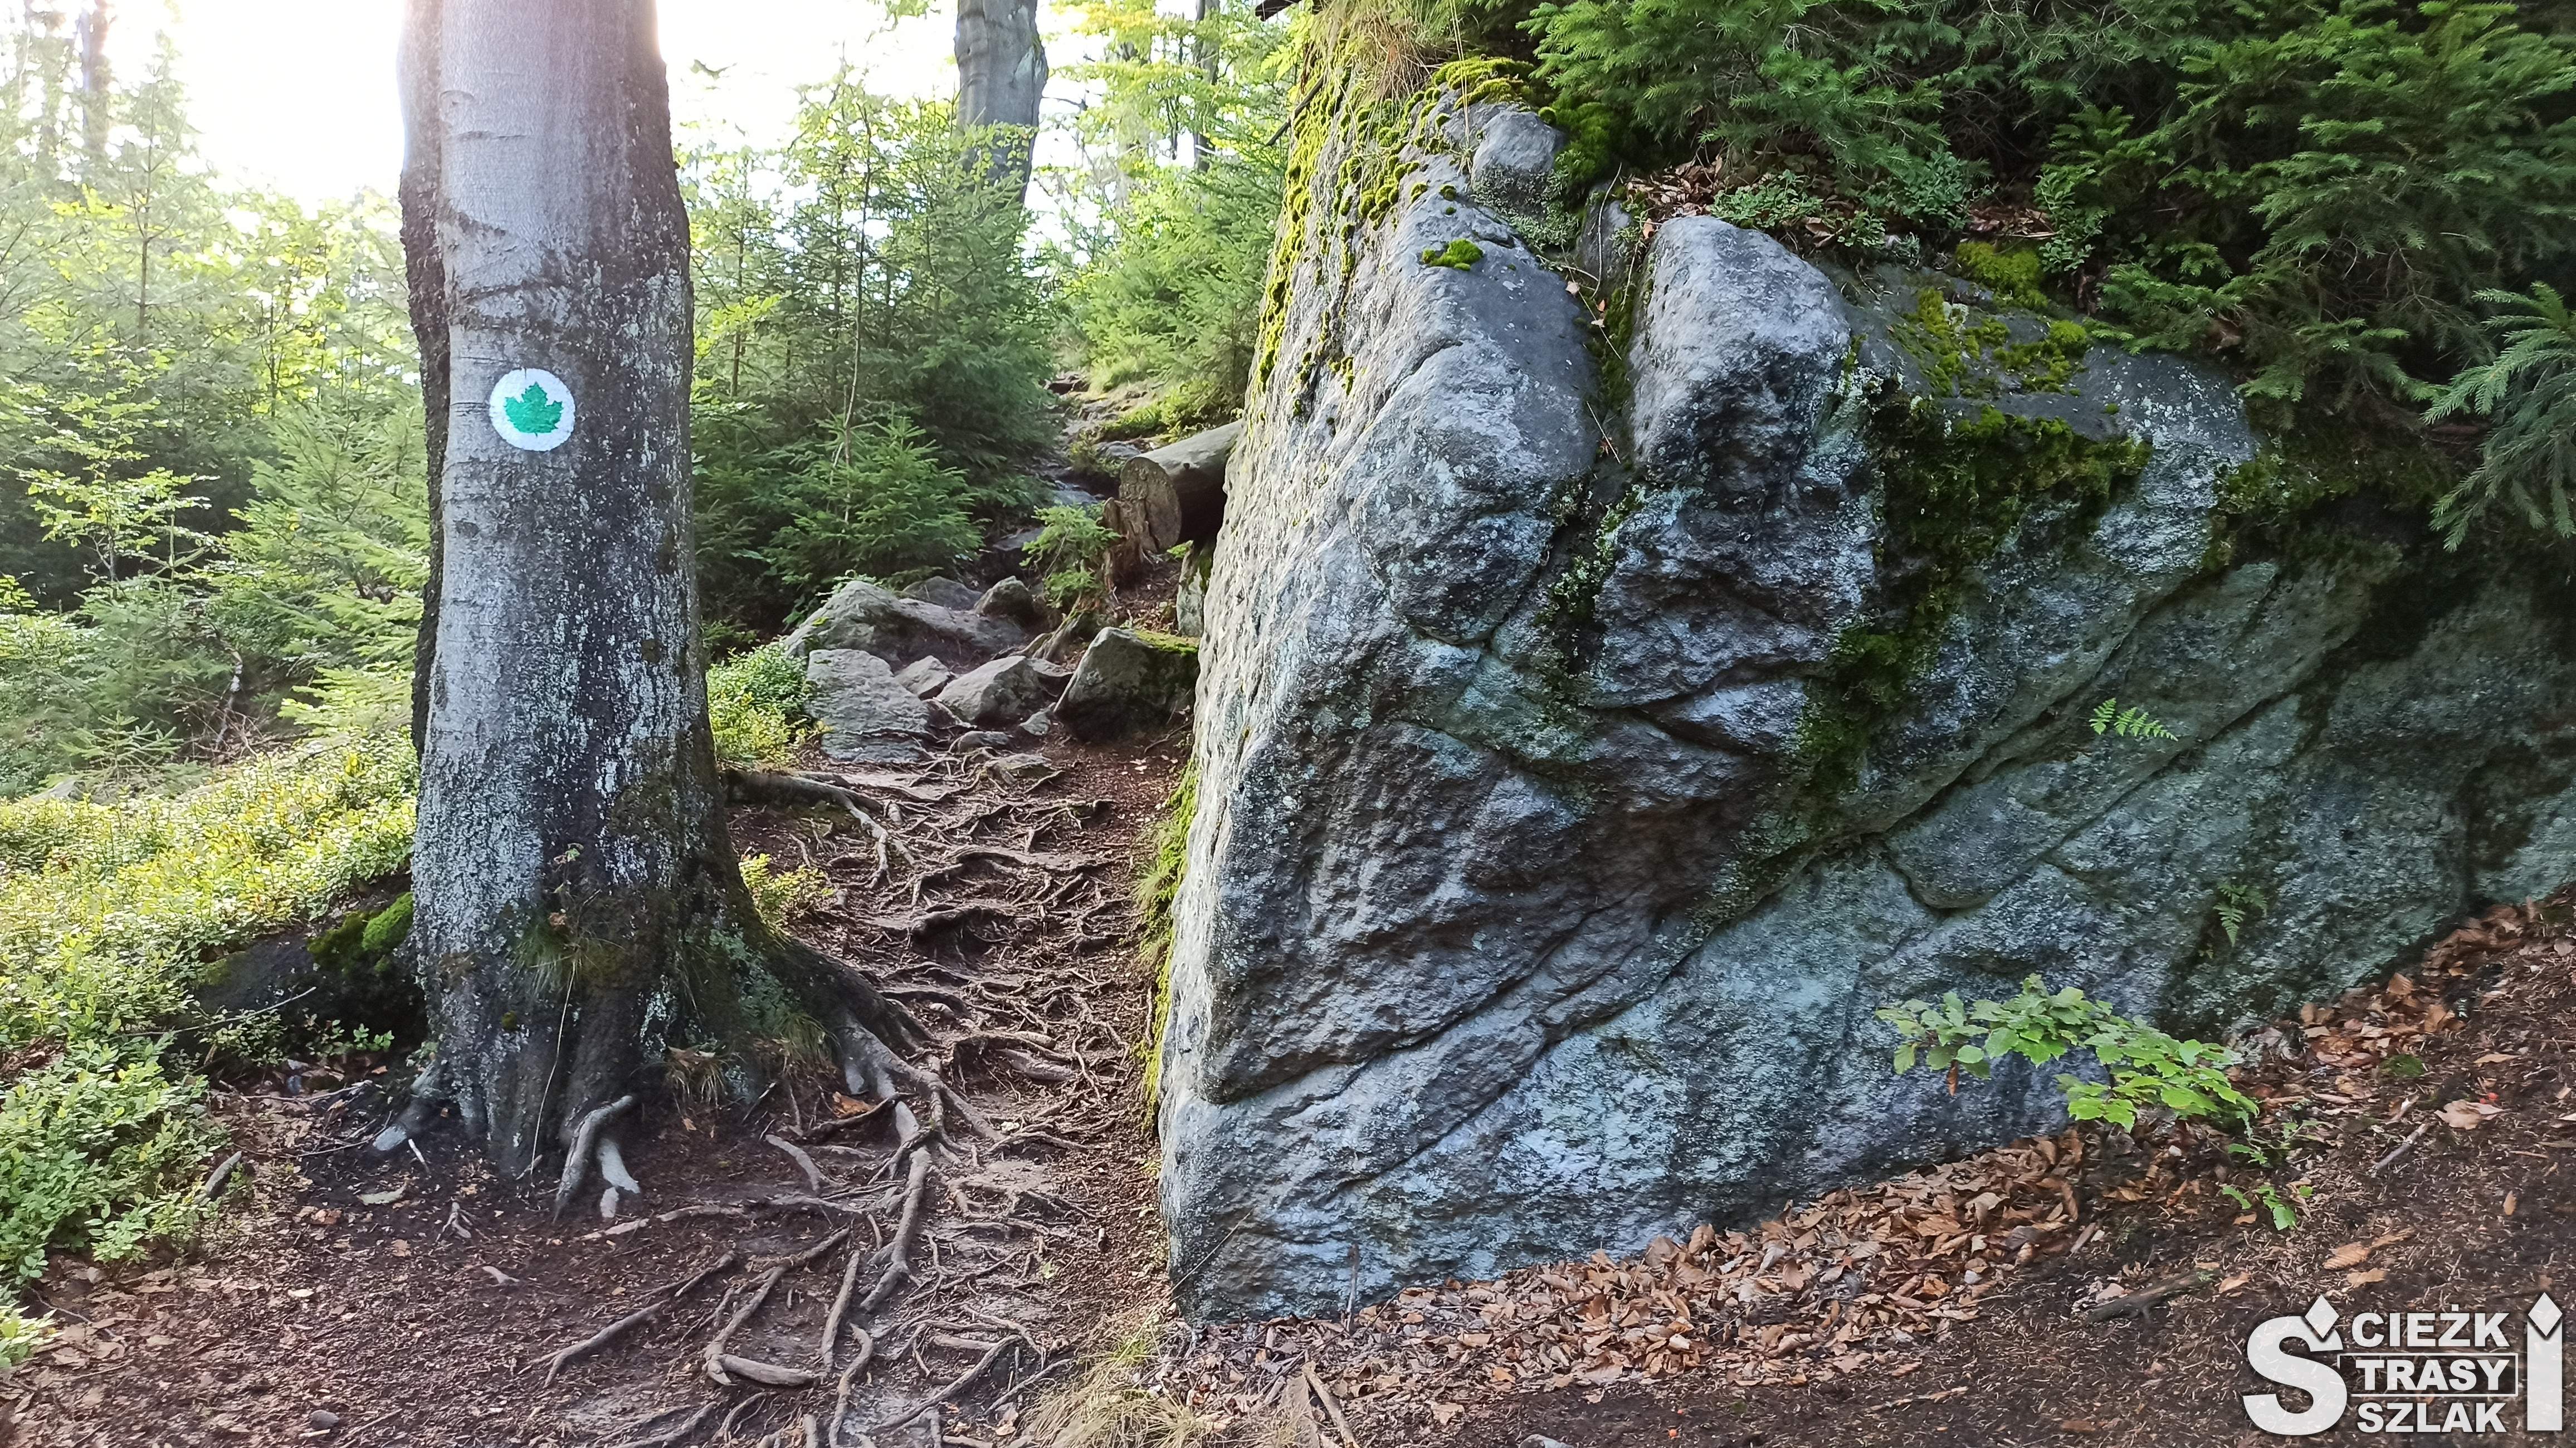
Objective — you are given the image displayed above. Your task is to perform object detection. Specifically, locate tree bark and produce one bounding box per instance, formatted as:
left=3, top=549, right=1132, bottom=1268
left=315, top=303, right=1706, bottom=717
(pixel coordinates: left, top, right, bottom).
left=393, top=0, right=922, bottom=1181
left=953, top=0, right=1046, bottom=197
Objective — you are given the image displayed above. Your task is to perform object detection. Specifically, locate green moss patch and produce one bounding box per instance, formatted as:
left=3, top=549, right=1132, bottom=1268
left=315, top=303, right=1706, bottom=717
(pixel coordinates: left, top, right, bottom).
left=1420, top=238, right=1485, bottom=270
left=1136, top=765, right=1199, bottom=1113
left=1797, top=394, right=2152, bottom=799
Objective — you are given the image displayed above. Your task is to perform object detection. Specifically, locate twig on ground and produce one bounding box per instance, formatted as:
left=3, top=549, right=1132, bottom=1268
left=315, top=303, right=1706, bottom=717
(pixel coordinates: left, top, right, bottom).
left=196, top=1151, right=243, bottom=1200
left=2081, top=1268, right=2216, bottom=1322
left=580, top=1202, right=751, bottom=1240
left=2373, top=1122, right=2431, bottom=1176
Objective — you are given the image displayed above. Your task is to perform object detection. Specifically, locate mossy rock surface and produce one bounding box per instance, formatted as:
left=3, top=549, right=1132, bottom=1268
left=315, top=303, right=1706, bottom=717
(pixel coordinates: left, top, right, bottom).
left=1058, top=628, right=1199, bottom=743
left=1153, top=76, right=2576, bottom=1321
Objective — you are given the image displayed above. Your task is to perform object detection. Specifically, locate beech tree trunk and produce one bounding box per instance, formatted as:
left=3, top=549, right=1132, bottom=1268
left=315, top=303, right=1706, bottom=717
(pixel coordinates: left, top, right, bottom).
left=954, top=0, right=1046, bottom=196
left=392, top=0, right=920, bottom=1181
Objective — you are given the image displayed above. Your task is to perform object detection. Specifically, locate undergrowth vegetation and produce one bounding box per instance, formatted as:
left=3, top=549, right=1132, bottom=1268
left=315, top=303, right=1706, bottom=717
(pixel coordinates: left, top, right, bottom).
left=1879, top=976, right=2258, bottom=1131
left=707, top=643, right=817, bottom=769
left=1391, top=0, right=2576, bottom=546
left=0, top=735, right=418, bottom=1354
left=1056, top=0, right=1292, bottom=424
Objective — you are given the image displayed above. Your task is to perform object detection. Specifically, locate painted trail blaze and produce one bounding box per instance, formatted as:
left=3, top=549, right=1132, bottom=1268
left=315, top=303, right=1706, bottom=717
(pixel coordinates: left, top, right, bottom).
left=504, top=383, right=563, bottom=437
left=487, top=368, right=577, bottom=452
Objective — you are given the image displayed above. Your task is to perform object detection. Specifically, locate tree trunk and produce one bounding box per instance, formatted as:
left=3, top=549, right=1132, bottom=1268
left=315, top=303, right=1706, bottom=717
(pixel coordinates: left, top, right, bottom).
left=1191, top=0, right=1216, bottom=172
left=392, top=0, right=927, bottom=1182
left=72, top=0, right=104, bottom=177
left=954, top=0, right=1046, bottom=197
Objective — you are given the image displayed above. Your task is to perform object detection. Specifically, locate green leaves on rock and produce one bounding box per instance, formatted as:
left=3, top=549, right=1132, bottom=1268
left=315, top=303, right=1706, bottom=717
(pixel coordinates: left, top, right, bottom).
left=1877, top=975, right=2257, bottom=1131
left=502, top=382, right=563, bottom=437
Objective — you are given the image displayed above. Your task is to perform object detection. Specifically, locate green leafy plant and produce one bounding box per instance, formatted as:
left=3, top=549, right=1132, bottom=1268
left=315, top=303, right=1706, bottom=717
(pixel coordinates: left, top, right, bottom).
left=2426, top=283, right=2576, bottom=546
left=0, top=1303, right=52, bottom=1368
left=1023, top=503, right=1119, bottom=613
left=706, top=644, right=814, bottom=768
left=2220, top=1180, right=2304, bottom=1230
left=2214, top=883, right=2269, bottom=945
left=0, top=737, right=417, bottom=1303
left=2090, top=697, right=2176, bottom=741
left=1878, top=976, right=2257, bottom=1130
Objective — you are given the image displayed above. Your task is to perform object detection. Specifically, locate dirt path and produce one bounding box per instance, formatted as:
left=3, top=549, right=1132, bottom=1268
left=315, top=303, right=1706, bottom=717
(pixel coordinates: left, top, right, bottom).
left=11, top=732, right=1188, bottom=1448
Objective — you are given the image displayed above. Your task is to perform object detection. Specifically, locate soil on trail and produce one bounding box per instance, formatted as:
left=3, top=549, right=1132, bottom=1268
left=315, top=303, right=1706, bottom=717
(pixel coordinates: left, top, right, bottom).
left=10, top=727, right=1190, bottom=1448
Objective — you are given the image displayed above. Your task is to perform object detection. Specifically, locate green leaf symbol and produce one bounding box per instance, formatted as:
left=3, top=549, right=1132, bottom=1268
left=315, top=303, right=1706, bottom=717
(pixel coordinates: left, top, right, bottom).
left=504, top=383, right=563, bottom=436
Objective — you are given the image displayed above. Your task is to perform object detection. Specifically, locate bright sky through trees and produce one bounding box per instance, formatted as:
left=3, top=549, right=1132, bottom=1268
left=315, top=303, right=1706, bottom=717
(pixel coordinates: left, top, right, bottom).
left=109, top=0, right=958, bottom=202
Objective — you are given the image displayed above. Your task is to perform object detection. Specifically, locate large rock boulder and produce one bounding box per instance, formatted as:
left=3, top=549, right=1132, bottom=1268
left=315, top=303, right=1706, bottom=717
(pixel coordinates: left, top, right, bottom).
left=932, top=655, right=1069, bottom=728
left=806, top=649, right=940, bottom=764
left=1467, top=107, right=1564, bottom=220
left=901, top=576, right=982, bottom=611
left=783, top=578, right=1024, bottom=668
left=975, top=576, right=1047, bottom=630
left=1058, top=628, right=1199, bottom=742
left=1154, top=94, right=2576, bottom=1319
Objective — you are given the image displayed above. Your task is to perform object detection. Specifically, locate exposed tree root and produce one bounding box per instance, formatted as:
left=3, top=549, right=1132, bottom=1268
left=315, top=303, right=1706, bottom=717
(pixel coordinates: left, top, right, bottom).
left=552, top=1094, right=637, bottom=1221
left=543, top=1249, right=740, bottom=1384
left=860, top=1334, right=1023, bottom=1439
left=603, top=1401, right=718, bottom=1448
left=861, top=1148, right=935, bottom=1315
left=725, top=766, right=916, bottom=877
left=599, top=1135, right=643, bottom=1193
left=505, top=737, right=1150, bottom=1445
left=766, top=1133, right=830, bottom=1193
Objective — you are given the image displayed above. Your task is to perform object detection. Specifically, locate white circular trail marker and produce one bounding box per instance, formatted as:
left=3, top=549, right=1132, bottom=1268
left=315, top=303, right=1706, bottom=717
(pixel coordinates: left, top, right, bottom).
left=489, top=369, right=576, bottom=452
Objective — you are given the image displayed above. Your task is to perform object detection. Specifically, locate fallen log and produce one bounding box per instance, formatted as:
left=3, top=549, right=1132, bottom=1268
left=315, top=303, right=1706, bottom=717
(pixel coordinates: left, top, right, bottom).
left=1116, top=419, right=1242, bottom=554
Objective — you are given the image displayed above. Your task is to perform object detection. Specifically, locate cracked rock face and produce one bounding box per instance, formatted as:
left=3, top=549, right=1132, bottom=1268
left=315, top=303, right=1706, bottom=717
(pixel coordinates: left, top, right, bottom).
left=1157, top=99, right=2576, bottom=1320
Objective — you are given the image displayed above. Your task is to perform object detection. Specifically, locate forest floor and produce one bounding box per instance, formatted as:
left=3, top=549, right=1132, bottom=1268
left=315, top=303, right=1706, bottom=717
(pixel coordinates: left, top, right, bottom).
left=9, top=707, right=1191, bottom=1448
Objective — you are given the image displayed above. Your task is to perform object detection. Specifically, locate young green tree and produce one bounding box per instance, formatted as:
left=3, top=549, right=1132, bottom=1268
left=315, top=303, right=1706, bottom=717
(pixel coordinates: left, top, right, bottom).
left=680, top=76, right=1056, bottom=630
left=1059, top=0, right=1291, bottom=419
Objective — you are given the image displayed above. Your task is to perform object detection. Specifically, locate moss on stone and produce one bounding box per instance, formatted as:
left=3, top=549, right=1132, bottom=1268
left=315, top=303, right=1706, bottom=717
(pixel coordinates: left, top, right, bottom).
left=1419, top=238, right=1484, bottom=270
left=1953, top=241, right=2048, bottom=307
left=1795, top=391, right=2153, bottom=799
left=1136, top=763, right=1199, bottom=1111
left=2200, top=425, right=2451, bottom=573
left=359, top=893, right=413, bottom=957
left=1891, top=287, right=2092, bottom=399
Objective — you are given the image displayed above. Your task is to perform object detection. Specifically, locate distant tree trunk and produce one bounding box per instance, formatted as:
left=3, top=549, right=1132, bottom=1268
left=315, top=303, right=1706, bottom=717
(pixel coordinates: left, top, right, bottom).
left=954, top=0, right=1046, bottom=198
left=1191, top=0, right=1216, bottom=172
left=391, top=0, right=934, bottom=1183
left=71, top=0, right=104, bottom=177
